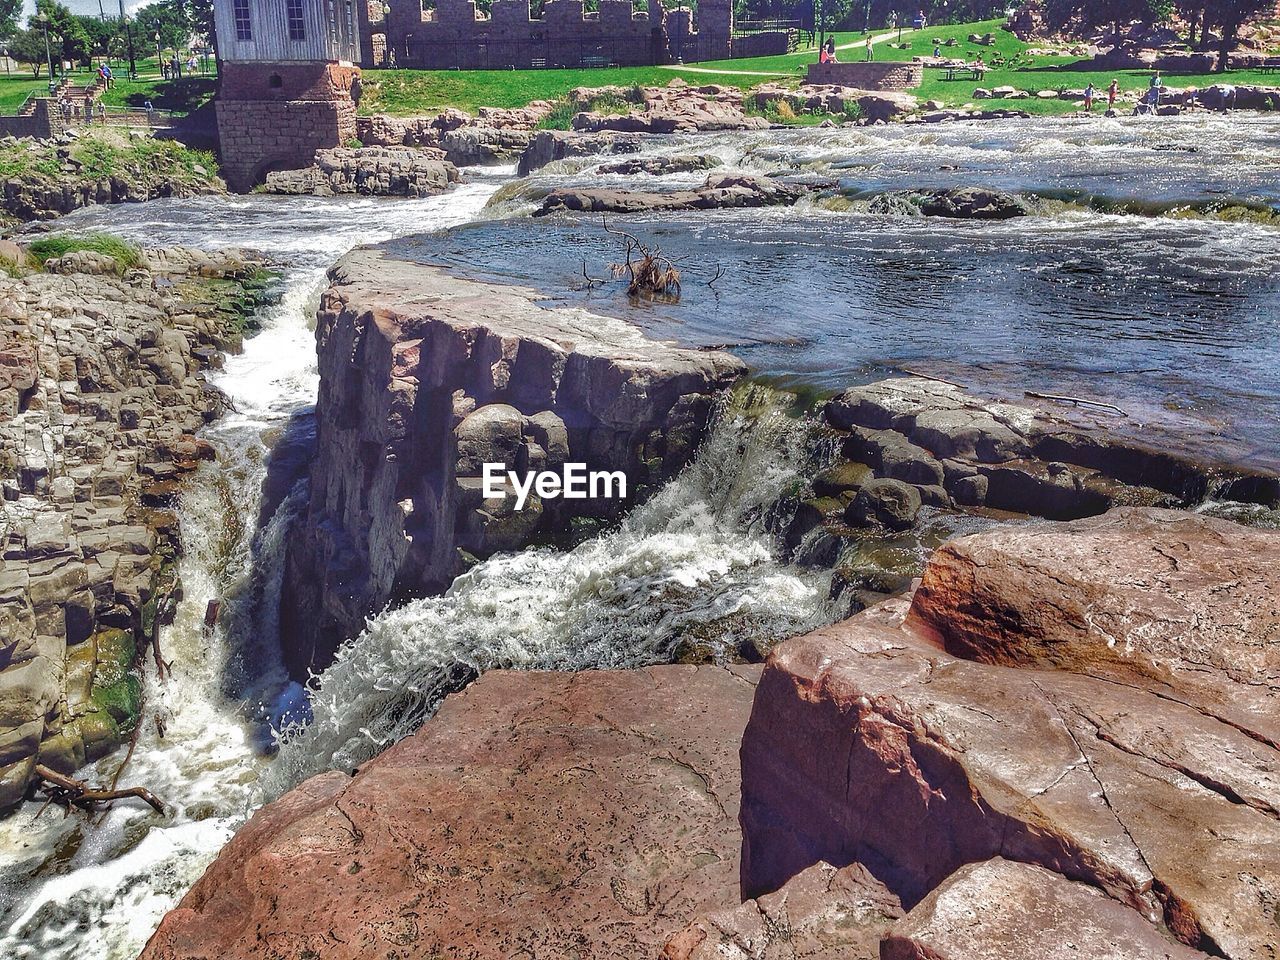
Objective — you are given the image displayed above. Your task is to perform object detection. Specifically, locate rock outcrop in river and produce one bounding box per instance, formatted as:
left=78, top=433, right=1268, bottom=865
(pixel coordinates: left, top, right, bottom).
left=141, top=505, right=1278, bottom=959
left=280, top=250, right=746, bottom=675
left=0, top=243, right=274, bottom=810
left=261, top=146, right=459, bottom=197
left=787, top=376, right=1279, bottom=603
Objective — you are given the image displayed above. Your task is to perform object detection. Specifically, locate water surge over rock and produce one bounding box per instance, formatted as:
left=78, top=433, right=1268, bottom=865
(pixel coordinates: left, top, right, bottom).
left=271, top=391, right=835, bottom=789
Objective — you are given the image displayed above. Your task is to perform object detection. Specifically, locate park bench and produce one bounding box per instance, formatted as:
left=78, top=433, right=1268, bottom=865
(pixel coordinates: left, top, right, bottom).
left=944, top=64, right=984, bottom=81
left=531, top=57, right=547, bottom=68
left=581, top=55, right=609, bottom=68
left=1261, top=57, right=1280, bottom=74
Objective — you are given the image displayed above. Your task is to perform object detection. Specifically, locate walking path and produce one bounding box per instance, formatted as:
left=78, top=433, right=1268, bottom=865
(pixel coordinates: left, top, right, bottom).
left=655, top=29, right=903, bottom=77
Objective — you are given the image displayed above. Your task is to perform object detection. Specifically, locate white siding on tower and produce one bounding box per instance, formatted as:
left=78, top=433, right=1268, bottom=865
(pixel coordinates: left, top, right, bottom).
left=214, top=0, right=361, bottom=62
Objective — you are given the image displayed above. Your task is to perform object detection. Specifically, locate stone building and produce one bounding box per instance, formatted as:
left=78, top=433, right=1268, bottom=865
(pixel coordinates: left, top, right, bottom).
left=363, top=0, right=749, bottom=71
left=212, top=0, right=364, bottom=190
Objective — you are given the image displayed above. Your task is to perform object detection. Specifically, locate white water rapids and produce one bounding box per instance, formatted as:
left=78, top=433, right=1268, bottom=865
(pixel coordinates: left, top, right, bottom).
left=0, top=173, right=834, bottom=957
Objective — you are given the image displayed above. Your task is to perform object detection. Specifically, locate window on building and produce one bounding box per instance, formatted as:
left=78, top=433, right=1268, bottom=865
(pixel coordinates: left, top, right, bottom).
left=233, top=0, right=252, bottom=41
left=287, top=0, right=306, bottom=40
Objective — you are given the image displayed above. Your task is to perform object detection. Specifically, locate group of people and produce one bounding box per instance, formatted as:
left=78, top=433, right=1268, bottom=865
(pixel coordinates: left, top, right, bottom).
left=58, top=95, right=106, bottom=124
left=160, top=55, right=200, bottom=81
left=1081, top=78, right=1122, bottom=112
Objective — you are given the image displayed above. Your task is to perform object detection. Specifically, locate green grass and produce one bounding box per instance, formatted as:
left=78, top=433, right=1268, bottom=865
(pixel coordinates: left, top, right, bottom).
left=0, top=60, right=215, bottom=117
left=26, top=233, right=143, bottom=271
left=360, top=16, right=1280, bottom=117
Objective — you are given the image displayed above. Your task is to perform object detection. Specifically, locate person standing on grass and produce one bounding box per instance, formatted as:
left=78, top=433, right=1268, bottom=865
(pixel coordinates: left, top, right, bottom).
left=826, top=37, right=837, bottom=62
left=97, top=100, right=106, bottom=123
left=865, top=36, right=874, bottom=61
left=1084, top=82, right=1095, bottom=111
left=1108, top=78, right=1119, bottom=109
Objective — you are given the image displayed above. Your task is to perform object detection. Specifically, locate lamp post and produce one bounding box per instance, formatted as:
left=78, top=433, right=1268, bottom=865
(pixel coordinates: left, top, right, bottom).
left=37, top=12, right=54, bottom=92
left=155, top=27, right=162, bottom=75
left=119, top=0, right=138, bottom=80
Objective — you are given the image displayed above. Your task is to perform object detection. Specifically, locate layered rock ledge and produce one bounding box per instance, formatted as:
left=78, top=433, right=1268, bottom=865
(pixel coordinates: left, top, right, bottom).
left=141, top=664, right=760, bottom=960
left=785, top=375, right=1279, bottom=602
left=0, top=245, right=275, bottom=809
left=742, top=506, right=1279, bottom=960
left=280, top=250, right=745, bottom=675
left=146, top=504, right=1275, bottom=959
left=262, top=146, right=459, bottom=198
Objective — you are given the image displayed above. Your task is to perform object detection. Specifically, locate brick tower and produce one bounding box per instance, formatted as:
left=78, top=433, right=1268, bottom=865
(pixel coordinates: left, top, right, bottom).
left=212, top=0, right=363, bottom=190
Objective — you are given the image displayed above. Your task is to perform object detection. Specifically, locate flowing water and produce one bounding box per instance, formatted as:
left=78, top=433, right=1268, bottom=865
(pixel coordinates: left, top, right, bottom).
left=2, top=114, right=1279, bottom=956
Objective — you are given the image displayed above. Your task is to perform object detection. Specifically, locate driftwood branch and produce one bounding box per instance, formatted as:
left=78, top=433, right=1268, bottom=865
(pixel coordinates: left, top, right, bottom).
left=579, top=259, right=606, bottom=289
left=1024, top=390, right=1129, bottom=417
left=600, top=216, right=681, bottom=298
left=32, top=764, right=166, bottom=815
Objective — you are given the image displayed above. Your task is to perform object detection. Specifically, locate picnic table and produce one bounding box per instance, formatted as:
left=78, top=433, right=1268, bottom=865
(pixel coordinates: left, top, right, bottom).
left=944, top=64, right=985, bottom=81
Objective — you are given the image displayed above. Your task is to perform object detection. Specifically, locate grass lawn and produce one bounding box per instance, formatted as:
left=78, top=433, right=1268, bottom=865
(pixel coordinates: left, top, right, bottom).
left=0, top=59, right=214, bottom=117
left=360, top=16, right=1280, bottom=118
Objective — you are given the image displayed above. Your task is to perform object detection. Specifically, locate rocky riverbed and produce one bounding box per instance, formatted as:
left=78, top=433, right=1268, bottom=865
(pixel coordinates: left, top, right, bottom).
left=0, top=241, right=276, bottom=810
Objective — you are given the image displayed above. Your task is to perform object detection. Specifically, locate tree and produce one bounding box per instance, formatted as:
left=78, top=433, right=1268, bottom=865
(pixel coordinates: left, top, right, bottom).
left=1202, top=0, right=1273, bottom=68
left=1043, top=0, right=1172, bottom=38
left=32, top=0, right=91, bottom=64
left=8, top=27, right=50, bottom=75
left=0, top=0, right=22, bottom=44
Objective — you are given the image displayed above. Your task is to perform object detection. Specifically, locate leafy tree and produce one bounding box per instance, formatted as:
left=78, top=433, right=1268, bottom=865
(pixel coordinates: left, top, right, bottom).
left=1202, top=0, right=1274, bottom=67
left=7, top=26, right=51, bottom=75
left=31, top=0, right=91, bottom=64
left=0, top=0, right=22, bottom=43
left=1043, top=0, right=1173, bottom=38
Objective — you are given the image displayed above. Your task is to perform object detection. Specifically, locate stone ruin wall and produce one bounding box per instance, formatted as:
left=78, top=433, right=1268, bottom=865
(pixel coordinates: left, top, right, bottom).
left=377, top=0, right=733, bottom=69
left=804, top=60, right=923, bottom=90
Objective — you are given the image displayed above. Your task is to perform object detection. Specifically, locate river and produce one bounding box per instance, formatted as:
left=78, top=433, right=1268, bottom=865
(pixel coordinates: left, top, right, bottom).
left=1, top=113, right=1278, bottom=957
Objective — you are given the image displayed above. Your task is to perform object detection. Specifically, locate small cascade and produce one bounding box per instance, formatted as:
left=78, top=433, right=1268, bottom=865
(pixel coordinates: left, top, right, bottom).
left=268, top=386, right=836, bottom=793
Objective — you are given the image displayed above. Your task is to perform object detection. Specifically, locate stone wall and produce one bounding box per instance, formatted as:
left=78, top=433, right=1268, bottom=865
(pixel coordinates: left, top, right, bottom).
left=0, top=99, right=64, bottom=141
left=382, top=0, right=731, bottom=69
left=279, top=250, right=745, bottom=675
left=804, top=60, right=923, bottom=90
left=215, top=61, right=360, bottom=192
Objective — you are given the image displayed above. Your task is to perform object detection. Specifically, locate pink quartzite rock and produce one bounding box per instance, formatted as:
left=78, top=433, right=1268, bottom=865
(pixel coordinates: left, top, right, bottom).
left=663, top=860, right=903, bottom=960
left=909, top=506, right=1280, bottom=749
left=740, top=509, right=1280, bottom=960
left=142, top=664, right=761, bottom=960
left=882, top=858, right=1211, bottom=960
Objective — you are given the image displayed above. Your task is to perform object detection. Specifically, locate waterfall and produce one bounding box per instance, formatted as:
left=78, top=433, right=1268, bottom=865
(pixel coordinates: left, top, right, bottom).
left=268, top=387, right=836, bottom=793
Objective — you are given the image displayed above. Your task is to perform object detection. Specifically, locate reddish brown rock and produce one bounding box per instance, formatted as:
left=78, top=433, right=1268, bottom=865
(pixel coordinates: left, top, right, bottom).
left=882, top=858, right=1211, bottom=960
left=142, top=664, right=761, bottom=960
left=910, top=506, right=1280, bottom=748
left=740, top=510, right=1280, bottom=960
left=664, top=860, right=902, bottom=960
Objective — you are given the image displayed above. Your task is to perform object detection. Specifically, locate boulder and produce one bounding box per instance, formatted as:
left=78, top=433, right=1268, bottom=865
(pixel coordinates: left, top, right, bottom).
left=846, top=478, right=922, bottom=530
left=910, top=506, right=1280, bottom=748
left=664, top=860, right=903, bottom=960
left=516, top=130, right=644, bottom=176
left=142, top=665, right=761, bottom=960
left=741, top=509, right=1280, bottom=960
left=882, top=859, right=1211, bottom=960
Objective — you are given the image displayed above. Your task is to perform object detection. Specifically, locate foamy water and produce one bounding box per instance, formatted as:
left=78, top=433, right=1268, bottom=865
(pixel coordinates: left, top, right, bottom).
left=2, top=114, right=1278, bottom=956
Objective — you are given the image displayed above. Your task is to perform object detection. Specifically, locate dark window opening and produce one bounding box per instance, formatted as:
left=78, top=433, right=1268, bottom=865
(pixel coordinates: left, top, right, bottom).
left=287, top=0, right=307, bottom=40
left=233, top=0, right=252, bottom=41
left=269, top=73, right=283, bottom=88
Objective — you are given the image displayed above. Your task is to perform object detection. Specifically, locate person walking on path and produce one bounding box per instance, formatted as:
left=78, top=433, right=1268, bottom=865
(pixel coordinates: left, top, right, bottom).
left=1108, top=79, right=1119, bottom=109
left=1084, top=82, right=1096, bottom=112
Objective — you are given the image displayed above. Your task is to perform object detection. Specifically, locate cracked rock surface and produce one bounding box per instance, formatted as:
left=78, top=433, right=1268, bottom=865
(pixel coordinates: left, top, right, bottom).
left=140, top=664, right=760, bottom=960
left=741, top=507, right=1279, bottom=960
